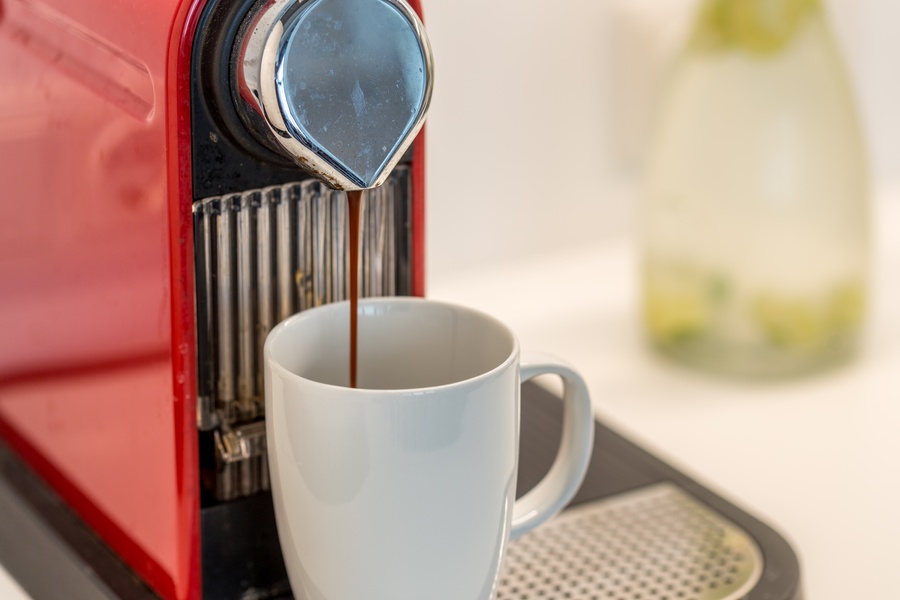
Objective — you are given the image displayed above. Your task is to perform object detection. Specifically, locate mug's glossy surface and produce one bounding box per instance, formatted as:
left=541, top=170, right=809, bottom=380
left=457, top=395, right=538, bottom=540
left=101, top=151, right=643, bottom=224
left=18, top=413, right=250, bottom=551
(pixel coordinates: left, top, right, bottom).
left=264, top=298, right=594, bottom=600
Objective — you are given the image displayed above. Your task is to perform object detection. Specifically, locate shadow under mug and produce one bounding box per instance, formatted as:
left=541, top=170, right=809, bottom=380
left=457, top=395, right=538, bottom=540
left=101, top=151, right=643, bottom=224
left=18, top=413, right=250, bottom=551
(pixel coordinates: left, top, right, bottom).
left=264, top=297, right=594, bottom=600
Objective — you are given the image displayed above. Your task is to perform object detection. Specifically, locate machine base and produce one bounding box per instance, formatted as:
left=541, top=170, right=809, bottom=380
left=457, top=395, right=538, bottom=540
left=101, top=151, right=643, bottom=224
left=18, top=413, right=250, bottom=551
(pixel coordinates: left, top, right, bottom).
left=0, top=382, right=801, bottom=599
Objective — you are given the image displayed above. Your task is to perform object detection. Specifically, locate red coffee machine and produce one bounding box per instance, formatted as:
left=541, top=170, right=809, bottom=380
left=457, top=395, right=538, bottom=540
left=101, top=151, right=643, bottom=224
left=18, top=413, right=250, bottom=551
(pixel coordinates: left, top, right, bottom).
left=0, top=0, right=426, bottom=598
left=0, top=2, right=806, bottom=600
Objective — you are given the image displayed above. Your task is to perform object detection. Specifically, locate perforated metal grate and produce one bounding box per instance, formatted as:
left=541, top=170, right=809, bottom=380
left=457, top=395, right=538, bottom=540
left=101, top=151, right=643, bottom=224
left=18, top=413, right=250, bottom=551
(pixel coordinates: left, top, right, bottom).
left=496, top=483, right=762, bottom=600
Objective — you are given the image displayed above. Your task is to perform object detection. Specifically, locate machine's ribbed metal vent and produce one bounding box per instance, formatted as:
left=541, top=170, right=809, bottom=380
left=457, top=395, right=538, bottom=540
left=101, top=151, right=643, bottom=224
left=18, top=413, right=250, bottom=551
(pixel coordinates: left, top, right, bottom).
left=192, top=167, right=411, bottom=501
left=496, top=483, right=763, bottom=600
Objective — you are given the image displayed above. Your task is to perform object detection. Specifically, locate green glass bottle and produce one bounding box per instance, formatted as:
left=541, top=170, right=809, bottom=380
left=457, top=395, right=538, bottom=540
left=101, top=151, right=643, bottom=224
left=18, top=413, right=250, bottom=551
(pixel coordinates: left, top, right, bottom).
left=642, top=0, right=869, bottom=377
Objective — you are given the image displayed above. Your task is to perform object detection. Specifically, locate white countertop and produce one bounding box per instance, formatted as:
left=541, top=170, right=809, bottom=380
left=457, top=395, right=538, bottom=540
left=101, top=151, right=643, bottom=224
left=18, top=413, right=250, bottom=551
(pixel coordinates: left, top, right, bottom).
left=0, top=565, right=27, bottom=600
left=429, top=190, right=900, bottom=600
left=2, top=193, right=897, bottom=599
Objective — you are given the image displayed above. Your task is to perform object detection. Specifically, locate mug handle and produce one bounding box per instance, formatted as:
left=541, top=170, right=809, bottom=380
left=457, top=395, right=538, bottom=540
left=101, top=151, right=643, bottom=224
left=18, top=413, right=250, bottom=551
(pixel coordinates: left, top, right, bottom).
left=510, top=352, right=595, bottom=540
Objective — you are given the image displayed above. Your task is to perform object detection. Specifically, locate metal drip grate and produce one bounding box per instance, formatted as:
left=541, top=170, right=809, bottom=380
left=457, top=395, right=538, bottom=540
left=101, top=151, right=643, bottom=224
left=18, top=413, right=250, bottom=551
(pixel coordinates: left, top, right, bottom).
left=192, top=167, right=412, bottom=501
left=193, top=167, right=411, bottom=429
left=496, top=483, right=763, bottom=600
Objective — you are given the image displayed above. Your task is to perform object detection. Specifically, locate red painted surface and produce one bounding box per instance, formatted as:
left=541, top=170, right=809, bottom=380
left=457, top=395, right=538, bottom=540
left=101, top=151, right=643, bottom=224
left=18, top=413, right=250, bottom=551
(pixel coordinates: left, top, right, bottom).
left=0, top=0, right=426, bottom=598
left=0, top=0, right=200, bottom=597
left=167, top=1, right=206, bottom=597
left=410, top=0, right=426, bottom=298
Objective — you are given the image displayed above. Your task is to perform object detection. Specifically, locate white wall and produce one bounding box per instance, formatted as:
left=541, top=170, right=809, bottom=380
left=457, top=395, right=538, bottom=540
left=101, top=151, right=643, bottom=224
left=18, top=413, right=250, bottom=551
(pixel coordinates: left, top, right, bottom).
left=422, top=0, right=900, bottom=280
left=839, top=0, right=900, bottom=187
left=423, top=0, right=623, bottom=278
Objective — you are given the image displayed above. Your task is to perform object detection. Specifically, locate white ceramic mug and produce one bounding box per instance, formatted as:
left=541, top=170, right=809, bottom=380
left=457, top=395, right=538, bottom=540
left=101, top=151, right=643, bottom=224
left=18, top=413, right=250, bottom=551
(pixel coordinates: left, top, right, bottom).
left=264, top=297, right=594, bottom=600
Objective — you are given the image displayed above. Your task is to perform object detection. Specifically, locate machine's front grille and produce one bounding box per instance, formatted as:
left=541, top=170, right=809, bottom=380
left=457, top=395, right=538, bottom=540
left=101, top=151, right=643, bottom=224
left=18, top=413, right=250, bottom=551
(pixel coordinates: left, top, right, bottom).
left=496, top=483, right=763, bottom=600
left=193, top=167, right=412, bottom=500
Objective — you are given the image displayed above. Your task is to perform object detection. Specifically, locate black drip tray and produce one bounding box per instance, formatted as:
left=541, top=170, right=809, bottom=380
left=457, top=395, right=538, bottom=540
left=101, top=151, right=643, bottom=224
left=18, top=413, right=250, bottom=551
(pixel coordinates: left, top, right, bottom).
left=503, top=382, right=801, bottom=600
left=498, top=482, right=765, bottom=599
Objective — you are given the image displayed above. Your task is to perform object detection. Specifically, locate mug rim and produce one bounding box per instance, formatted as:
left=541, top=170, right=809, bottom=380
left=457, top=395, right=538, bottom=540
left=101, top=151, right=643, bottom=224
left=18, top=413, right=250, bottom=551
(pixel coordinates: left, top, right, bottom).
left=264, top=296, right=521, bottom=395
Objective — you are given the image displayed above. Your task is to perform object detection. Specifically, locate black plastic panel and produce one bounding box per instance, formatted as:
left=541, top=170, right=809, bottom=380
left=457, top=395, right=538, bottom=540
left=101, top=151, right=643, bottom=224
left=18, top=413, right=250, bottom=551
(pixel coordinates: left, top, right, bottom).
left=191, top=0, right=311, bottom=199
left=200, top=493, right=290, bottom=599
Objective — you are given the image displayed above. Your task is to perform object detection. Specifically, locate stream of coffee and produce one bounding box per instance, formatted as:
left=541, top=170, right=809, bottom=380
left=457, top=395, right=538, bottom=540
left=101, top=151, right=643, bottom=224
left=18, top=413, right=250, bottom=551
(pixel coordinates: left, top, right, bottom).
left=348, top=190, right=363, bottom=388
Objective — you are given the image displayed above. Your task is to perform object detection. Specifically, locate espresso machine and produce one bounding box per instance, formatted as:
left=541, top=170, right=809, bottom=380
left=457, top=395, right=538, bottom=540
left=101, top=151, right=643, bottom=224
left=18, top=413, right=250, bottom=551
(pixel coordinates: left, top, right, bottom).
left=0, top=0, right=802, bottom=599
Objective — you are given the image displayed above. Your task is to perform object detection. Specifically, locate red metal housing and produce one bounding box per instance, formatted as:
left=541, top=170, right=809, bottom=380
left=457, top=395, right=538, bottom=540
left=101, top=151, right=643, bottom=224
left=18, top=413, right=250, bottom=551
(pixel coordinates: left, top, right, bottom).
left=0, top=0, right=425, bottom=597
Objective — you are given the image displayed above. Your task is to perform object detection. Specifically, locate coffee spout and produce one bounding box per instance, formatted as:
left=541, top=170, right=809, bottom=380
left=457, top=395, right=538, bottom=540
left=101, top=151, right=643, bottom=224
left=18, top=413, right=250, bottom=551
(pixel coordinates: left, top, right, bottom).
left=233, top=0, right=434, bottom=191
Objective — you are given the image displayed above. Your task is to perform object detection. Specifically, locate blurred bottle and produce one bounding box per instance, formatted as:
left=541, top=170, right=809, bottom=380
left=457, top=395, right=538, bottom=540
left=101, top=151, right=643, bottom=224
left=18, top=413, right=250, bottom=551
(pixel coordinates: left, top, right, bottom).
left=641, top=0, right=869, bottom=377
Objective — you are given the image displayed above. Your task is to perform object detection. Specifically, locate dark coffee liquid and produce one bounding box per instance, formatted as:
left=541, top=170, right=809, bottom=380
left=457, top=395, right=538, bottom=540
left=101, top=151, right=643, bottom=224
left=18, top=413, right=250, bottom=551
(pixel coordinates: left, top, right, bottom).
left=348, top=190, right=363, bottom=388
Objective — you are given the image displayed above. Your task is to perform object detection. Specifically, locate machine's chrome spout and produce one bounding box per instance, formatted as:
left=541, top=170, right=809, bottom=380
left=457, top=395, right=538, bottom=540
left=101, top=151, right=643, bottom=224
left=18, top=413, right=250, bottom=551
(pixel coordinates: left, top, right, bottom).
left=234, top=0, right=434, bottom=191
